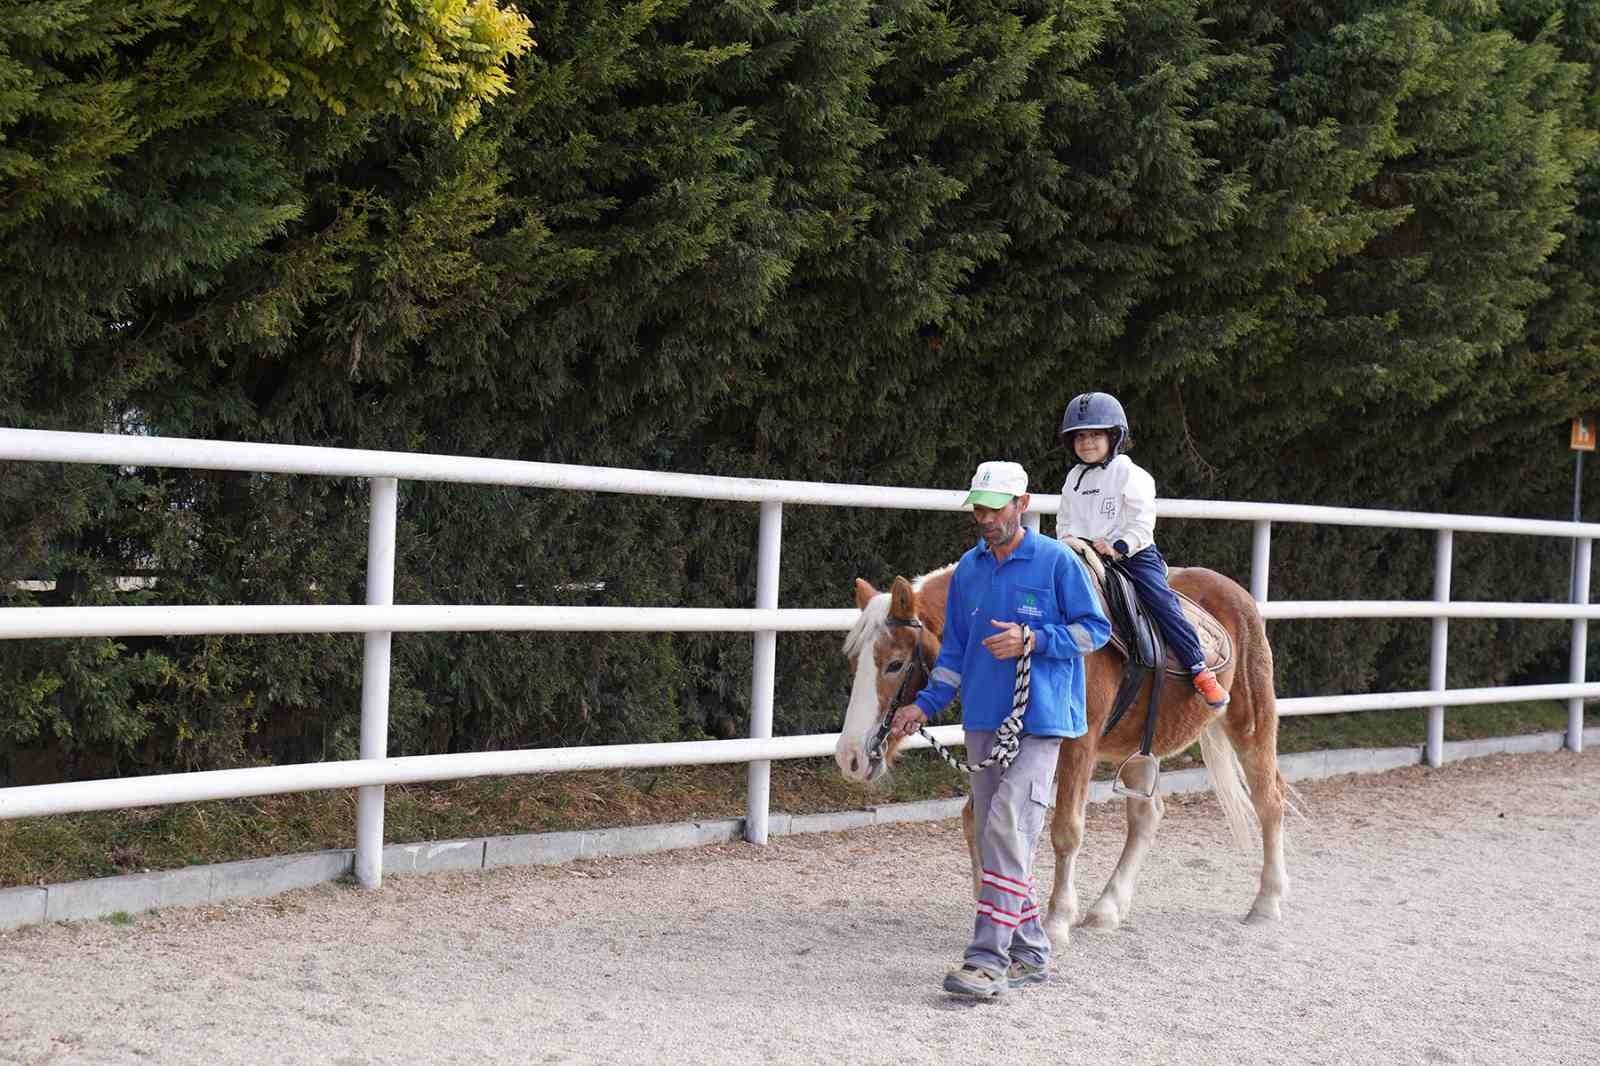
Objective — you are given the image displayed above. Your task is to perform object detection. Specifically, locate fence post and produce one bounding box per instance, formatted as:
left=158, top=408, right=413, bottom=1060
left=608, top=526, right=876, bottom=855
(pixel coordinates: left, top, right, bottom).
left=1024, top=510, right=1041, bottom=534
left=1570, top=536, right=1592, bottom=753
left=746, top=501, right=783, bottom=844
left=1426, top=530, right=1453, bottom=768
left=355, top=477, right=398, bottom=888
left=1250, top=520, right=1271, bottom=604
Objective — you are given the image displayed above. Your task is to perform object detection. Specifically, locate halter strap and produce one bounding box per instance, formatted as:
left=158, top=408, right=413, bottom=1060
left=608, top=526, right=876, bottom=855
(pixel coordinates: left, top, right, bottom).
left=865, top=617, right=927, bottom=762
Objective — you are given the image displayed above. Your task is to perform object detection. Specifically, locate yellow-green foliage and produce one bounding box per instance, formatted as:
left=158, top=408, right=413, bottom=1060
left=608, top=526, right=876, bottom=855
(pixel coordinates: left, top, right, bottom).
left=197, top=0, right=535, bottom=133
left=0, top=0, right=532, bottom=235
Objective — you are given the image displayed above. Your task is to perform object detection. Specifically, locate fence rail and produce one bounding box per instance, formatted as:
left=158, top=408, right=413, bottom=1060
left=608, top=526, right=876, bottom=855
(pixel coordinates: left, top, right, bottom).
left=0, top=428, right=1592, bottom=886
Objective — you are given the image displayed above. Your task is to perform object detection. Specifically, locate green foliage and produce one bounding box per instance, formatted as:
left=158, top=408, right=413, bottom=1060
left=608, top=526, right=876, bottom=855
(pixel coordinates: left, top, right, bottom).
left=4, top=0, right=1600, bottom=784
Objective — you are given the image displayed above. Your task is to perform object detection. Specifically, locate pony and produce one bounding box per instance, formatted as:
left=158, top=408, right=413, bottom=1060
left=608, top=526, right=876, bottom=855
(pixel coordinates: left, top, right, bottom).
left=835, top=558, right=1292, bottom=947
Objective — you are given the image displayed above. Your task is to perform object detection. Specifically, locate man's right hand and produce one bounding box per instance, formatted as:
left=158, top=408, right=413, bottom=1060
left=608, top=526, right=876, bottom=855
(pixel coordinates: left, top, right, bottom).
left=892, top=706, right=927, bottom=737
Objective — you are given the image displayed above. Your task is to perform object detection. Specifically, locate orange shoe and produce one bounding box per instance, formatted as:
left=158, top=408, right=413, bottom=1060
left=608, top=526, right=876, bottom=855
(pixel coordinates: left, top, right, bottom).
left=1192, top=668, right=1229, bottom=711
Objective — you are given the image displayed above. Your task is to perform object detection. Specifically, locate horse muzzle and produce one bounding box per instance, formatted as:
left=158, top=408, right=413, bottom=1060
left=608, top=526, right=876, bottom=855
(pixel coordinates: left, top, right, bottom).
left=834, top=733, right=887, bottom=783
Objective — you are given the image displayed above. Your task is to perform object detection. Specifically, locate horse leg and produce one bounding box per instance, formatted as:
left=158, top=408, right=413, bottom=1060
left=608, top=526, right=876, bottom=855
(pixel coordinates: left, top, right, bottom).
left=1043, top=735, right=1094, bottom=945
left=961, top=795, right=980, bottom=899
left=1083, top=756, right=1165, bottom=930
left=1237, top=733, right=1290, bottom=923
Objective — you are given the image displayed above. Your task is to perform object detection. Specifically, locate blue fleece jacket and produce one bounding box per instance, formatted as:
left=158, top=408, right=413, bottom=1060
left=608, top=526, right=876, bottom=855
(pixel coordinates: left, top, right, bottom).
left=912, top=528, right=1111, bottom=737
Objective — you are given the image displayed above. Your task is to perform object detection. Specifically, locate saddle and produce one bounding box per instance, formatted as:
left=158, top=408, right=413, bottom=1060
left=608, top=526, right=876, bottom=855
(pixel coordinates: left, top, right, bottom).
left=1061, top=537, right=1233, bottom=676
left=1062, top=536, right=1234, bottom=799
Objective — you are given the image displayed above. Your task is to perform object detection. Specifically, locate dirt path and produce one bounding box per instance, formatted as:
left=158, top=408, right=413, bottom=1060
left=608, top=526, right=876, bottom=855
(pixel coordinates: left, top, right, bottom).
left=2, top=749, right=1596, bottom=1066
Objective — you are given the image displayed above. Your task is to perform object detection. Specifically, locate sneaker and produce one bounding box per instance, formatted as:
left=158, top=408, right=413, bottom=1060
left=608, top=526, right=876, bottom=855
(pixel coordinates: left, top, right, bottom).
left=1007, top=957, right=1049, bottom=988
left=942, top=964, right=1008, bottom=999
left=1192, top=667, right=1229, bottom=711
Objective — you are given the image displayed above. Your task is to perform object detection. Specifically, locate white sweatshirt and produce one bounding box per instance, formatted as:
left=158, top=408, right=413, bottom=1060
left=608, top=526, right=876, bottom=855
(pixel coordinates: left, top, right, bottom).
left=1056, top=454, right=1158, bottom=556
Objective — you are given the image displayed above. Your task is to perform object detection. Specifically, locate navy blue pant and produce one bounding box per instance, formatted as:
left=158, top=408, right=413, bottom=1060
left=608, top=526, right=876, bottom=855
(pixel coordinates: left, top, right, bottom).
left=1116, top=544, right=1207, bottom=674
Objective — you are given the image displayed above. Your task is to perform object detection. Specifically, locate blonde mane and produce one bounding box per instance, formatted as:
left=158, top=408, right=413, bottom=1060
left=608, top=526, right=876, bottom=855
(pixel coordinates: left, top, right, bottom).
left=840, top=564, right=956, bottom=659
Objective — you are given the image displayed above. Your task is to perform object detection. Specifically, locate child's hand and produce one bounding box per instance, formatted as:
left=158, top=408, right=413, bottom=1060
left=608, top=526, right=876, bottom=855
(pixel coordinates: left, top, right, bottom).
left=1092, top=538, right=1122, bottom=560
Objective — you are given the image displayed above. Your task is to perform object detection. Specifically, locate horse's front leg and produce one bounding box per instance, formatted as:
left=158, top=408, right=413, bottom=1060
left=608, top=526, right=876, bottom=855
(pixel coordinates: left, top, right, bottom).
left=1044, top=735, right=1095, bottom=946
left=1083, top=754, right=1165, bottom=930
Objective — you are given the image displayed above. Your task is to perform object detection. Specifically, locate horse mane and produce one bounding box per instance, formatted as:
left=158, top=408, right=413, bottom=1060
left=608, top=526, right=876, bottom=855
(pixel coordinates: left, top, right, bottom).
left=841, top=564, right=956, bottom=658
left=841, top=595, right=890, bottom=659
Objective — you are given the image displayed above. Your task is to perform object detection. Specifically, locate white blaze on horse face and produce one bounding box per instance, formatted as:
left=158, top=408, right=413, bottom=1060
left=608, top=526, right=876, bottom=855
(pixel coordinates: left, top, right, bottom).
left=836, top=646, right=885, bottom=781
left=837, top=594, right=892, bottom=782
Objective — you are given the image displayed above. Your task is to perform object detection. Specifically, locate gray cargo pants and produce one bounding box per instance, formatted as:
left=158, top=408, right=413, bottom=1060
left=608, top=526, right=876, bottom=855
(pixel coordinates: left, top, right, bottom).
left=963, top=729, right=1061, bottom=975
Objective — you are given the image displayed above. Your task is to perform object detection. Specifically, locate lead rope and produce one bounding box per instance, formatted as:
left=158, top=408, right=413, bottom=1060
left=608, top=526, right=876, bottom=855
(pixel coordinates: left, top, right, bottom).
left=918, top=624, right=1033, bottom=774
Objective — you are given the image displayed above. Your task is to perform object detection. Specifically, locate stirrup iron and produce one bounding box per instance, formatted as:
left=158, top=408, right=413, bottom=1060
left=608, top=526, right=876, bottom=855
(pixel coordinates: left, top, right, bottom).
left=1111, top=751, right=1160, bottom=800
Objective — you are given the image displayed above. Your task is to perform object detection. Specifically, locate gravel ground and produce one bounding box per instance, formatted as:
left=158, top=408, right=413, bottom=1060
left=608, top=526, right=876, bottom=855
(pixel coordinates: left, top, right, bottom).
left=2, top=749, right=1596, bottom=1066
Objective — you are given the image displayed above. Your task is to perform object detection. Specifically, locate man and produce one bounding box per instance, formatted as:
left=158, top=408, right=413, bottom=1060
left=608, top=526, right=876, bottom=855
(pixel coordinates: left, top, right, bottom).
left=892, top=459, right=1111, bottom=998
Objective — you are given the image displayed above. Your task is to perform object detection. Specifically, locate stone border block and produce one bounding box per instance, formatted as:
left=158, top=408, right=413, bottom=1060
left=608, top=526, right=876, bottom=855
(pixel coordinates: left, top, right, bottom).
left=788, top=810, right=874, bottom=835
left=0, top=887, right=47, bottom=932
left=382, top=838, right=485, bottom=876
left=867, top=797, right=966, bottom=824
left=1279, top=749, right=1330, bottom=782
left=1498, top=732, right=1565, bottom=755
left=43, top=866, right=209, bottom=923
left=1158, top=767, right=1211, bottom=796
left=588, top=819, right=741, bottom=858
left=1443, top=736, right=1508, bottom=760
left=484, top=830, right=585, bottom=867
left=1368, top=746, right=1422, bottom=772
left=208, top=849, right=351, bottom=901
left=1441, top=731, right=1567, bottom=762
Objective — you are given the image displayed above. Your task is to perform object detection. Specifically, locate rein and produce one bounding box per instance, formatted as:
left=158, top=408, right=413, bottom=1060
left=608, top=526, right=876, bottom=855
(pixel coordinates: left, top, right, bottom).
left=866, top=619, right=1034, bottom=775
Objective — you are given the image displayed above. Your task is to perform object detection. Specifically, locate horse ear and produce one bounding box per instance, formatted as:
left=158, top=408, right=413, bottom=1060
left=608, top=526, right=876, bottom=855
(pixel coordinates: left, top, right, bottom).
left=889, top=575, right=916, bottom=621
left=853, top=578, right=878, bottom=610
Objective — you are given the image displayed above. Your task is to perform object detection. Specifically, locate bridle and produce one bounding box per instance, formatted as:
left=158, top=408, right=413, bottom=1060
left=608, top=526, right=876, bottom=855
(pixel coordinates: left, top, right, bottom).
left=864, top=617, right=929, bottom=766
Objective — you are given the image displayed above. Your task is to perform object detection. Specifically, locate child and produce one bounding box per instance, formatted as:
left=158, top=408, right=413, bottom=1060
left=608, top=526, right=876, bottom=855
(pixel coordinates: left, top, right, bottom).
left=1056, top=391, right=1228, bottom=709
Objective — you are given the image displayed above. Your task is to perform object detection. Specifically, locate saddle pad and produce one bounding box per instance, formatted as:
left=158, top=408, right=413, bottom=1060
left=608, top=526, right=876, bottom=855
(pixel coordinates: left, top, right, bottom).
left=1061, top=537, right=1234, bottom=677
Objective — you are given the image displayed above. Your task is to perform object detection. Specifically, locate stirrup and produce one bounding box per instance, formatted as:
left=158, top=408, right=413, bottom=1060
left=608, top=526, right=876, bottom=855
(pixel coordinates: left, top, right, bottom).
left=1111, top=751, right=1160, bottom=800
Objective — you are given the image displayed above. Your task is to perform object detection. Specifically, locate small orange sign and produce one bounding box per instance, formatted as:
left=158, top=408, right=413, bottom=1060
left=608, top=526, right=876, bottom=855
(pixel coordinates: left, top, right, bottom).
left=1574, top=416, right=1597, bottom=451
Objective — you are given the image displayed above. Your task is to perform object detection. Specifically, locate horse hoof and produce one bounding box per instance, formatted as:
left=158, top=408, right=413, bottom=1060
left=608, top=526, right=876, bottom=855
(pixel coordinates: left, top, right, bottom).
left=1043, top=917, right=1073, bottom=945
left=1243, top=902, right=1281, bottom=924
left=1080, top=905, right=1121, bottom=931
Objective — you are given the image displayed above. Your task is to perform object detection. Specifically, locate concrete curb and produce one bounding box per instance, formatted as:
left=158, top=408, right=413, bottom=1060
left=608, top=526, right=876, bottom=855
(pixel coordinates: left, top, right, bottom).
left=4, top=728, right=1595, bottom=933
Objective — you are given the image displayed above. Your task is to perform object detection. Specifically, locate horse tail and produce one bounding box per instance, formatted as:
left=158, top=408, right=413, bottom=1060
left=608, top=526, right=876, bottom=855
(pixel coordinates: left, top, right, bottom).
left=1177, top=568, right=1306, bottom=849
left=1198, top=716, right=1258, bottom=854
left=1232, top=589, right=1308, bottom=822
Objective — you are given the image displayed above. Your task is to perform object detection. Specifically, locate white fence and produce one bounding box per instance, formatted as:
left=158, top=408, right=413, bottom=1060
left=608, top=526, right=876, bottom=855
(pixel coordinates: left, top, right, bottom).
left=0, top=428, right=1595, bottom=888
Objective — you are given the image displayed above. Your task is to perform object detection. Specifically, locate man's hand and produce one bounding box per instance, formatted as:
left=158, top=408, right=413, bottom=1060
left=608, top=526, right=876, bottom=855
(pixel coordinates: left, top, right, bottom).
left=981, top=620, right=1032, bottom=660
left=891, top=706, right=927, bottom=737
left=1092, top=538, right=1122, bottom=560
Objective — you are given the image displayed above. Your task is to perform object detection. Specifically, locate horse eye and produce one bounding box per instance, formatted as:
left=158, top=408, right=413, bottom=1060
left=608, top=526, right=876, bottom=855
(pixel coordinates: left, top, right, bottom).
left=885, top=659, right=905, bottom=675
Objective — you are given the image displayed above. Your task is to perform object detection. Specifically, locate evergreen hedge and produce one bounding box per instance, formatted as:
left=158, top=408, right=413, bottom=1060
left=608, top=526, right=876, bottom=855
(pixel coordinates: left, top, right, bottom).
left=4, top=0, right=1599, bottom=784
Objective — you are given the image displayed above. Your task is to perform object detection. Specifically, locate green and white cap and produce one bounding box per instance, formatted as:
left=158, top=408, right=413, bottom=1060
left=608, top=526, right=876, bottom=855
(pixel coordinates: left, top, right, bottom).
left=963, top=460, right=1029, bottom=508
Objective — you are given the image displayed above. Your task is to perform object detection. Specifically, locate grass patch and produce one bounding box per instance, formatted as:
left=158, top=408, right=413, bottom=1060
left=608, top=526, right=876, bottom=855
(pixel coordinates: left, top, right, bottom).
left=103, top=911, right=134, bottom=926
left=2, top=701, right=1590, bottom=889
